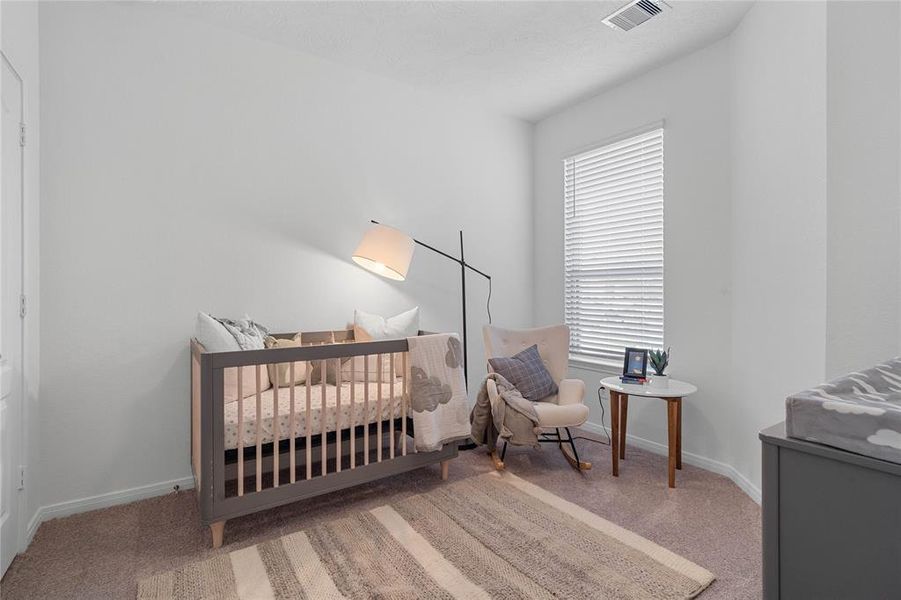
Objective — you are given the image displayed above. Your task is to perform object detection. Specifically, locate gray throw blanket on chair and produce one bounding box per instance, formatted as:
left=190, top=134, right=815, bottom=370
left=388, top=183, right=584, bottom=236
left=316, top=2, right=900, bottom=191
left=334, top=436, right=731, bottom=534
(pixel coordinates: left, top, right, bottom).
left=471, top=373, right=540, bottom=451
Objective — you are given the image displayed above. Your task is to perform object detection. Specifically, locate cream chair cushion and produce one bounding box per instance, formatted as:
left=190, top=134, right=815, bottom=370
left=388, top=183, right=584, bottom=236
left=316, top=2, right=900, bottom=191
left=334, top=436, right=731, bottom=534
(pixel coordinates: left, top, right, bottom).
left=533, top=402, right=590, bottom=428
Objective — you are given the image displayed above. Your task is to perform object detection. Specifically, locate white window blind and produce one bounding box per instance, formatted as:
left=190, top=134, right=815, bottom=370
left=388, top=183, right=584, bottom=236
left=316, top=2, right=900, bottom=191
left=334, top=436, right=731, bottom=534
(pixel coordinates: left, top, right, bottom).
left=564, top=127, right=664, bottom=365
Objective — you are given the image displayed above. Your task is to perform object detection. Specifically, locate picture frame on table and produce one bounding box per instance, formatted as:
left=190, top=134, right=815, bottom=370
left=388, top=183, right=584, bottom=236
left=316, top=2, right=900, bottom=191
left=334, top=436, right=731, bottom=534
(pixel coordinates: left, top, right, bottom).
left=622, top=347, right=648, bottom=378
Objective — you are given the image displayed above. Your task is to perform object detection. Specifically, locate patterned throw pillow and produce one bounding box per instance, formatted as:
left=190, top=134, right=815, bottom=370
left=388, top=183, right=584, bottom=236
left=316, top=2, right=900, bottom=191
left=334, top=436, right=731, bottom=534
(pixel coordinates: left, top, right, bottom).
left=488, top=345, right=558, bottom=402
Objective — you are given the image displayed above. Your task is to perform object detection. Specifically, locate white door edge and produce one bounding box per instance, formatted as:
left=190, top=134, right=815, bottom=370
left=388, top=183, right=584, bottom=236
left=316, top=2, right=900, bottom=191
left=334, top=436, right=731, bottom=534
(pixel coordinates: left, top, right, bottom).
left=0, top=48, right=27, bottom=576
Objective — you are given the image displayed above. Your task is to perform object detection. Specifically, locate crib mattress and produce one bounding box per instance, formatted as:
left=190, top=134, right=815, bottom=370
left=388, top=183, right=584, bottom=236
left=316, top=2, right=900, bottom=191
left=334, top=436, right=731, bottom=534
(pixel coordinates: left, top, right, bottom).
left=786, top=357, right=901, bottom=464
left=224, top=379, right=406, bottom=451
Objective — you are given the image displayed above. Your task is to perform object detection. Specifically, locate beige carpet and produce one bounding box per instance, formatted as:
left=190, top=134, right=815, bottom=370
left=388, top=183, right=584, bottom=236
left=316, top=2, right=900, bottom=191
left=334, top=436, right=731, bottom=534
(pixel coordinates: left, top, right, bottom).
left=139, top=472, right=714, bottom=599
left=0, top=433, right=761, bottom=599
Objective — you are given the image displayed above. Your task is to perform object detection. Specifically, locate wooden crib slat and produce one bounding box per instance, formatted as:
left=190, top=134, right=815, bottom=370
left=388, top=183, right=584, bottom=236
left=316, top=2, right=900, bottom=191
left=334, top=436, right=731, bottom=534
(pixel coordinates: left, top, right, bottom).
left=321, top=360, right=327, bottom=477
left=350, top=356, right=356, bottom=469
left=390, top=354, right=395, bottom=460
left=402, top=352, right=407, bottom=456
left=377, top=353, right=383, bottom=463
left=237, top=368, right=244, bottom=496
left=255, top=365, right=262, bottom=493
left=335, top=359, right=342, bottom=473
left=289, top=362, right=296, bottom=484
left=273, top=365, right=279, bottom=488
left=306, top=363, right=312, bottom=481
left=364, top=355, right=370, bottom=466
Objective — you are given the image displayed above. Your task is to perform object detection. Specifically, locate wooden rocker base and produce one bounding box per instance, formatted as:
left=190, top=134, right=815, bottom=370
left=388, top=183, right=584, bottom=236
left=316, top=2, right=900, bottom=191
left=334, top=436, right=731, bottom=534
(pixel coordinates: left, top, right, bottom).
left=498, top=427, right=589, bottom=472
left=489, top=450, right=506, bottom=471
left=559, top=443, right=592, bottom=471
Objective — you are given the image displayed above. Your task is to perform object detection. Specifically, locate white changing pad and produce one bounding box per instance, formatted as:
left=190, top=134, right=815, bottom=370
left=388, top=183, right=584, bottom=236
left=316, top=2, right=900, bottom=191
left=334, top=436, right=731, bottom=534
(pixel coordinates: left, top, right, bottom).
left=786, top=357, right=901, bottom=464
left=224, top=379, right=406, bottom=451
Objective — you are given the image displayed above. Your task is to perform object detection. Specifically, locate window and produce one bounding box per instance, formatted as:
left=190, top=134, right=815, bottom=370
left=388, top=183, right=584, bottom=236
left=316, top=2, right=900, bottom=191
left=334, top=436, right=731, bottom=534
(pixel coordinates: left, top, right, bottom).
left=563, top=126, right=664, bottom=365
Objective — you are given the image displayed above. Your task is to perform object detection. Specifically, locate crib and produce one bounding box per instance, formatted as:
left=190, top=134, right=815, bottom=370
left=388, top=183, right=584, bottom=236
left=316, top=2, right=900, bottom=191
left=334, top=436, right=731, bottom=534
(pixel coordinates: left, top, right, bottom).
left=190, top=329, right=458, bottom=548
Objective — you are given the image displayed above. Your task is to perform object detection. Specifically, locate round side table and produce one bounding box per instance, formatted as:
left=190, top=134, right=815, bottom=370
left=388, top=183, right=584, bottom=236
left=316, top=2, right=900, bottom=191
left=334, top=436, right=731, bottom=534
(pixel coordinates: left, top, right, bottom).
left=599, top=377, right=698, bottom=488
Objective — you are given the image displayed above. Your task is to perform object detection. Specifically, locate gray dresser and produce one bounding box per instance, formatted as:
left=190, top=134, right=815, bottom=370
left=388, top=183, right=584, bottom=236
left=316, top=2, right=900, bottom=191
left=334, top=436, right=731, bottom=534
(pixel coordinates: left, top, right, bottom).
left=760, top=423, right=901, bottom=599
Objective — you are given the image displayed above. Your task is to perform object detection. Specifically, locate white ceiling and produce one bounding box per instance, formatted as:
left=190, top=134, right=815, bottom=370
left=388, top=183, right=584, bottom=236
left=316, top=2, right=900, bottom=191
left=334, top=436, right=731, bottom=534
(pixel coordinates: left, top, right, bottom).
left=161, top=1, right=753, bottom=122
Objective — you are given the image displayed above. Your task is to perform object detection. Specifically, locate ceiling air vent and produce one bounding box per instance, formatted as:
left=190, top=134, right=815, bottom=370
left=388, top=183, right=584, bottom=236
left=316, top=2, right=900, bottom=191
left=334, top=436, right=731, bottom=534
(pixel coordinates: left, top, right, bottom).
left=602, top=0, right=670, bottom=32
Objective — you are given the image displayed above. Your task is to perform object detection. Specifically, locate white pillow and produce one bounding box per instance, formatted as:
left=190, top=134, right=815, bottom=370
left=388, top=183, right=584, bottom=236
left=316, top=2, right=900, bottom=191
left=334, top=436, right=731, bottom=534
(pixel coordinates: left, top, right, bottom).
left=195, top=313, right=273, bottom=401
left=195, top=312, right=240, bottom=352
left=353, top=306, right=420, bottom=341
left=346, top=307, right=420, bottom=382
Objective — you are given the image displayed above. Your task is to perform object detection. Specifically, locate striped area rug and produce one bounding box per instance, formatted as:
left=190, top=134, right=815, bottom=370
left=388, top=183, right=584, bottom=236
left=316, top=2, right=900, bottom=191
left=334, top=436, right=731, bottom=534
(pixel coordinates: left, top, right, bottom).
left=139, top=472, right=714, bottom=599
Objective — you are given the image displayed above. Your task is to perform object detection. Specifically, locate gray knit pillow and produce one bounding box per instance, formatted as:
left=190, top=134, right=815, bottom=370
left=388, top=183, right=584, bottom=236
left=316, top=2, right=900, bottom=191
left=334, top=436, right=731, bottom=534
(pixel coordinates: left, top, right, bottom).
left=488, top=344, right=558, bottom=401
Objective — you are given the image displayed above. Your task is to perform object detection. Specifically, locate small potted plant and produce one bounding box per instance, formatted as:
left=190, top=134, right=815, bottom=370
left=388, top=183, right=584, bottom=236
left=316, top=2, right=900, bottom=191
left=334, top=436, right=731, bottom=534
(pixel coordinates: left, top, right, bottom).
left=648, top=347, right=670, bottom=388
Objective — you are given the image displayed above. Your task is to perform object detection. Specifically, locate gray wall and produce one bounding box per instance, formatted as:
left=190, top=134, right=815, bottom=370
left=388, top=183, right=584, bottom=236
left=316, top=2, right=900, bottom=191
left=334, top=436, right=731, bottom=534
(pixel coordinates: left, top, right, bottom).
left=29, top=0, right=901, bottom=519
left=533, top=0, right=901, bottom=496
left=533, top=38, right=734, bottom=484
left=38, top=2, right=533, bottom=509
left=825, top=0, right=901, bottom=377
left=729, top=0, right=829, bottom=488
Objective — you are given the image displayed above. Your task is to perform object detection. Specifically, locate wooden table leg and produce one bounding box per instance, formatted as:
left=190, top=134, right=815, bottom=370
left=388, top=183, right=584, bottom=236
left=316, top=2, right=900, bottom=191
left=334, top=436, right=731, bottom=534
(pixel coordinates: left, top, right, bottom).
left=667, top=399, right=677, bottom=488
left=610, top=391, right=620, bottom=477
left=619, top=396, right=628, bottom=460
left=676, top=398, right=682, bottom=470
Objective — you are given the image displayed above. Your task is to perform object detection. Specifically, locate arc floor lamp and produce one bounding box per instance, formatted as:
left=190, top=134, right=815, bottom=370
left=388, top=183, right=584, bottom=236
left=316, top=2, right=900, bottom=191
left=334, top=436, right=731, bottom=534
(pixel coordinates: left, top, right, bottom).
left=352, top=220, right=491, bottom=385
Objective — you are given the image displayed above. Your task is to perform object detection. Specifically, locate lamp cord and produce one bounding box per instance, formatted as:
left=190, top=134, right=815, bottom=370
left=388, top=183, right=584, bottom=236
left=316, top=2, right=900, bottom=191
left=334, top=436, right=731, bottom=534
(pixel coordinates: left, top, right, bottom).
left=486, top=277, right=492, bottom=324
left=571, top=387, right=612, bottom=447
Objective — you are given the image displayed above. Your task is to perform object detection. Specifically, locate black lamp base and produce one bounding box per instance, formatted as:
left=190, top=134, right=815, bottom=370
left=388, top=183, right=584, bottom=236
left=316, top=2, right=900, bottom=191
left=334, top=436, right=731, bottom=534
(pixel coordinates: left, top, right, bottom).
left=457, top=438, right=479, bottom=451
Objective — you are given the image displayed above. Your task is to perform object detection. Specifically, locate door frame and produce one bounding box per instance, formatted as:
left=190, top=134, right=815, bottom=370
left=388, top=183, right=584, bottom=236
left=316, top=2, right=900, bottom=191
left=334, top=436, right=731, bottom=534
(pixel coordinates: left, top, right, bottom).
left=1, top=48, right=28, bottom=565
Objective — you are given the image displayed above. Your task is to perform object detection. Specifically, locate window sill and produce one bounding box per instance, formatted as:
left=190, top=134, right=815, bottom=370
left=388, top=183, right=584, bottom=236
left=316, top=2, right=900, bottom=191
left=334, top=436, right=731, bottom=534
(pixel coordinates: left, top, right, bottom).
left=568, top=355, right=620, bottom=376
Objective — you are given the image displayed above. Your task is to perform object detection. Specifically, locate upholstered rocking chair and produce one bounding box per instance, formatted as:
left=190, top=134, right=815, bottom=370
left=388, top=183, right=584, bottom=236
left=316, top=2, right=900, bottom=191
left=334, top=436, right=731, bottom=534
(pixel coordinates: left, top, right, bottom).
left=483, top=324, right=591, bottom=471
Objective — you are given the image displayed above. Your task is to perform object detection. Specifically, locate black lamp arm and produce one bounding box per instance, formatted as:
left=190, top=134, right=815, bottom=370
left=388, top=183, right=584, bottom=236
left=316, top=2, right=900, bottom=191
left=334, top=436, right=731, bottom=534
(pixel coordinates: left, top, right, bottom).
left=369, top=219, right=491, bottom=281
left=369, top=219, right=493, bottom=393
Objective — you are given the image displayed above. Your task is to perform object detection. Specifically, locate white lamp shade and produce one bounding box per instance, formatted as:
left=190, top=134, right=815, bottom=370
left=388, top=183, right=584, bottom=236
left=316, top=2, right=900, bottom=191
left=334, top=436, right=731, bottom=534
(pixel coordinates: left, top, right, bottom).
left=352, top=224, right=415, bottom=281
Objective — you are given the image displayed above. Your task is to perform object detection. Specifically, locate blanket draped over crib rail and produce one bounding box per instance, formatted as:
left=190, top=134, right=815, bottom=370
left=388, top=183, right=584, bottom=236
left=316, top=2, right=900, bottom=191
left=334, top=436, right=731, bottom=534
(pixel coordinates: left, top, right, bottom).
left=406, top=334, right=471, bottom=452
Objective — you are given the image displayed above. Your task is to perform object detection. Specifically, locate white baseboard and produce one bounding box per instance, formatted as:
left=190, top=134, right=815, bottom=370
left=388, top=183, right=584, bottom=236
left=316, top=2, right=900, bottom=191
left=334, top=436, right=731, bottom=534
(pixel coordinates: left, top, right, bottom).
left=20, top=424, right=761, bottom=552
left=23, top=476, right=195, bottom=548
left=24, top=508, right=42, bottom=549
left=580, top=422, right=761, bottom=504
